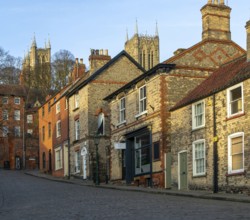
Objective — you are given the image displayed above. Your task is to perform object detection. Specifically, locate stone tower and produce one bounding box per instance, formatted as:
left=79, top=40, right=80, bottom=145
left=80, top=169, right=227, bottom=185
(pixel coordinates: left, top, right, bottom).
left=125, top=21, right=159, bottom=70
left=21, top=36, right=51, bottom=100
left=201, top=0, right=231, bottom=41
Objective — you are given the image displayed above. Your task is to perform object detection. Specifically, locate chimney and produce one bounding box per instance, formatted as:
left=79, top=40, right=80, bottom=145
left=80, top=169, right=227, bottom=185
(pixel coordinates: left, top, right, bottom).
left=246, top=20, right=250, bottom=62
left=75, top=58, right=79, bottom=64
left=89, top=49, right=111, bottom=74
left=80, top=58, right=83, bottom=64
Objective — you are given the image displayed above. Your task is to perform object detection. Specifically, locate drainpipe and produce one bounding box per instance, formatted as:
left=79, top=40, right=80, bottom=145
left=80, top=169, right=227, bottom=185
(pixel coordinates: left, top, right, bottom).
left=213, top=94, right=218, bottom=193
left=23, top=100, right=26, bottom=169
left=67, top=96, right=71, bottom=179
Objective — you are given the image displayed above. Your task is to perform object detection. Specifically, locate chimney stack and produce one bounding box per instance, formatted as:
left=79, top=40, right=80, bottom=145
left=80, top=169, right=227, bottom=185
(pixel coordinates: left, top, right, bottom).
left=89, top=49, right=111, bottom=74
left=246, top=20, right=250, bottom=62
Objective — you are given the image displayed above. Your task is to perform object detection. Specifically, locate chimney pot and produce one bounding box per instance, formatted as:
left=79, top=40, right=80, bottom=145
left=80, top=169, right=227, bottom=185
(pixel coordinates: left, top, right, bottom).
left=104, top=49, right=108, bottom=55
left=80, top=58, right=83, bottom=64
left=75, top=58, right=79, bottom=64
left=100, top=49, right=103, bottom=55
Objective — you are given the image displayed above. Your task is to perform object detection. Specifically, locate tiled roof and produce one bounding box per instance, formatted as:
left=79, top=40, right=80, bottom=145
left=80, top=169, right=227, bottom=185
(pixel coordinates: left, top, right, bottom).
left=0, top=84, right=26, bottom=97
left=171, top=55, right=250, bottom=111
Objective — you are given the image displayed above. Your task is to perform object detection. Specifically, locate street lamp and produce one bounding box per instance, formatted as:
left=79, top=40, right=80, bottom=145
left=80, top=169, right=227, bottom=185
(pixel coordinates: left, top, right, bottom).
left=94, top=133, right=100, bottom=185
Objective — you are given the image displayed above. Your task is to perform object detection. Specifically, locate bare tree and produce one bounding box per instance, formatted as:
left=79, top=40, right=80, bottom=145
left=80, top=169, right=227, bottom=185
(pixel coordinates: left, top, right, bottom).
left=52, top=49, right=75, bottom=91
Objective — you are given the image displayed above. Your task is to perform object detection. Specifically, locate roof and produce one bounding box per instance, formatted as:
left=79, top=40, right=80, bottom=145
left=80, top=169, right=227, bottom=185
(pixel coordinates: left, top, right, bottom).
left=104, top=63, right=175, bottom=101
left=163, top=39, right=245, bottom=65
left=171, top=55, right=250, bottom=111
left=67, top=50, right=145, bottom=97
left=0, top=84, right=27, bottom=97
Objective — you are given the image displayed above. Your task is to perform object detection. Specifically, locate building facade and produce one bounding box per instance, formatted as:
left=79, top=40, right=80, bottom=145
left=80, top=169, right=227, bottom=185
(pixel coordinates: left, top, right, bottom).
left=67, top=50, right=144, bottom=182
left=105, top=0, right=245, bottom=188
left=170, top=20, right=250, bottom=193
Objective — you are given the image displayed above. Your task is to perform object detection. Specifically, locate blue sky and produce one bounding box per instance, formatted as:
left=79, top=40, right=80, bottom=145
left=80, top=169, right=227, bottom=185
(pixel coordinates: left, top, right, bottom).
left=0, top=0, right=249, bottom=63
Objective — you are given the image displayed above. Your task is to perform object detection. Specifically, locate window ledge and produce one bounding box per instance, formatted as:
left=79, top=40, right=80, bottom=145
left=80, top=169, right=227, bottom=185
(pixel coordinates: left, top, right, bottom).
left=73, top=107, right=79, bottom=112
left=135, top=110, right=148, bottom=119
left=226, top=112, right=245, bottom=121
left=192, top=125, right=205, bottom=132
left=117, top=120, right=126, bottom=127
left=226, top=171, right=245, bottom=177
left=192, top=173, right=206, bottom=178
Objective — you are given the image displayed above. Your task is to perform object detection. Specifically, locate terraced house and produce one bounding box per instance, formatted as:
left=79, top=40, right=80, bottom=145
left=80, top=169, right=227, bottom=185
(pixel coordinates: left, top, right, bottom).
left=105, top=0, right=245, bottom=188
left=66, top=50, right=145, bottom=182
left=170, top=20, right=250, bottom=193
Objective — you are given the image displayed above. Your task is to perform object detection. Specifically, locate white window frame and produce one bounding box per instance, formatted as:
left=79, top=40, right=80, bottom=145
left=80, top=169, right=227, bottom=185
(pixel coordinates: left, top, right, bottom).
left=75, top=151, right=80, bottom=173
left=56, top=102, right=61, bottom=114
left=139, top=85, right=147, bottom=114
left=227, top=83, right=244, bottom=118
left=75, top=119, right=80, bottom=140
left=97, top=113, right=105, bottom=135
left=228, top=132, right=244, bottom=174
left=192, top=139, right=206, bottom=176
left=3, top=110, right=8, bottom=120
left=2, top=126, right=8, bottom=137
left=27, top=129, right=33, bottom=135
left=192, top=100, right=205, bottom=130
left=14, top=110, right=20, bottom=121
left=74, top=93, right=79, bottom=109
left=14, top=97, right=20, bottom=105
left=119, top=97, right=126, bottom=123
left=27, top=114, right=33, bottom=123
left=2, top=97, right=8, bottom=104
left=56, top=120, right=61, bottom=138
left=55, top=147, right=63, bottom=170
left=14, top=126, right=21, bottom=137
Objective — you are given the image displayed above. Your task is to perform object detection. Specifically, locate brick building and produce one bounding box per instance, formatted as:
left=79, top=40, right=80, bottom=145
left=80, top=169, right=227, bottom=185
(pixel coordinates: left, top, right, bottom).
left=170, top=20, right=250, bottom=193
left=66, top=50, right=144, bottom=182
left=0, top=85, right=39, bottom=170
left=104, top=0, right=245, bottom=188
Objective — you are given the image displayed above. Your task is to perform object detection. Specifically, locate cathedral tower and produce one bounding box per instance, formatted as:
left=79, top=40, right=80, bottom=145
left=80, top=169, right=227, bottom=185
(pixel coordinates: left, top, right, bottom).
left=125, top=21, right=159, bottom=70
left=201, top=0, right=231, bottom=41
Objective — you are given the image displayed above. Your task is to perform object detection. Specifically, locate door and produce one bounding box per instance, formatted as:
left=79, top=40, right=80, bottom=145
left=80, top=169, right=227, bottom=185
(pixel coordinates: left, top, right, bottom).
left=122, top=150, right=126, bottom=180
left=49, top=150, right=52, bottom=172
left=64, top=145, right=69, bottom=176
left=179, top=151, right=187, bottom=190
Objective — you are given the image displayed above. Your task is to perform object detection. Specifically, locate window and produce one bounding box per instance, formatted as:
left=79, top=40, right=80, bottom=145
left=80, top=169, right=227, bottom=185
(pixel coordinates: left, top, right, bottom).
left=56, top=102, right=60, bottom=114
left=2, top=97, right=8, bottom=104
left=48, top=122, right=51, bottom=138
left=119, top=97, right=126, bottom=123
left=134, top=133, right=151, bottom=175
left=192, top=100, right=205, bottom=129
left=27, top=115, right=33, bottom=123
left=48, top=102, right=51, bottom=113
left=56, top=120, right=61, bottom=138
left=27, top=129, right=33, bottom=135
left=14, top=110, right=20, bottom=120
left=14, top=97, right=20, bottom=104
left=74, top=93, right=79, bottom=109
left=75, top=151, right=80, bottom=173
left=97, top=113, right=104, bottom=135
left=139, top=85, right=147, bottom=114
left=75, top=119, right=80, bottom=140
left=192, top=140, right=206, bottom=176
left=228, top=132, right=244, bottom=174
left=2, top=126, right=8, bottom=137
left=55, top=147, right=62, bottom=170
left=42, top=107, right=45, bottom=117
left=227, top=83, right=243, bottom=117
left=42, top=126, right=45, bottom=141
left=153, top=142, right=160, bottom=161
left=14, top=126, right=21, bottom=137
left=3, top=110, right=8, bottom=120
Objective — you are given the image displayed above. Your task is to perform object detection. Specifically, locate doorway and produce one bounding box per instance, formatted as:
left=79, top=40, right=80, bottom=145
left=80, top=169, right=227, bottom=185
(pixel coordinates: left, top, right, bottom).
left=178, top=151, right=187, bottom=190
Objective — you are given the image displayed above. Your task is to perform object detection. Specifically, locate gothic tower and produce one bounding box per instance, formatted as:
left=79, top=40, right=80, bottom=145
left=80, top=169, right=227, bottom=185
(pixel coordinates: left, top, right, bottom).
left=21, top=36, right=51, bottom=100
left=201, top=0, right=231, bottom=41
left=125, top=21, right=160, bottom=70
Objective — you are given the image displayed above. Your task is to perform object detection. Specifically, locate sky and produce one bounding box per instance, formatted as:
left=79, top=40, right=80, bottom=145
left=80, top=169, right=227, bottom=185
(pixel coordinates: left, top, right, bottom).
left=0, top=0, right=249, bottom=64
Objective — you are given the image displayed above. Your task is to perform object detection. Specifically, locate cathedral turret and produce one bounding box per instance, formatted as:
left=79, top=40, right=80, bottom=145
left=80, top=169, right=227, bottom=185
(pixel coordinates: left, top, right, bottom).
left=201, top=0, right=231, bottom=41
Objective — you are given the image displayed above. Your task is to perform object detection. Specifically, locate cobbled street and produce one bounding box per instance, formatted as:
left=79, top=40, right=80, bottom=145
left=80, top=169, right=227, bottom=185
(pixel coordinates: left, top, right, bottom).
left=0, top=170, right=250, bottom=220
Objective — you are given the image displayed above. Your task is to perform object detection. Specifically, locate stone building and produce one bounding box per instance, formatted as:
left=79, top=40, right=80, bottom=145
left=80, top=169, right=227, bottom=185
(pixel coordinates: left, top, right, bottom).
left=125, top=21, right=159, bottom=70
left=104, top=0, right=245, bottom=188
left=21, top=36, right=51, bottom=100
left=66, top=50, right=144, bottom=182
left=170, top=20, right=250, bottom=193
left=0, top=85, right=39, bottom=170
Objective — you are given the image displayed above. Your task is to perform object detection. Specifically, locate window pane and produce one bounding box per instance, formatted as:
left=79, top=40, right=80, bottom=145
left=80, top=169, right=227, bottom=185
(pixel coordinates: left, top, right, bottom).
left=232, top=154, right=243, bottom=170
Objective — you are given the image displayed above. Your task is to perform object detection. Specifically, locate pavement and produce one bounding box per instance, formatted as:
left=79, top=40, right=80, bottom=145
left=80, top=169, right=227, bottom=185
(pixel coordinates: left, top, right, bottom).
left=24, top=170, right=250, bottom=204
